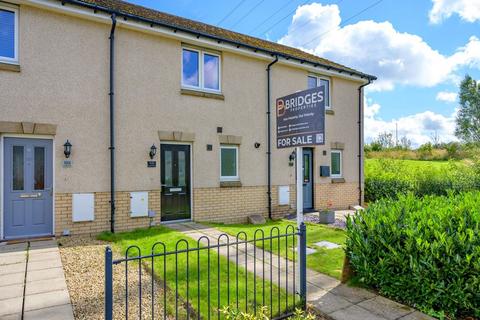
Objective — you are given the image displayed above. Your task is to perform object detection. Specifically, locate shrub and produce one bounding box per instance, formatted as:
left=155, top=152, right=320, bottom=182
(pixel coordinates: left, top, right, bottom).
left=346, top=193, right=480, bottom=319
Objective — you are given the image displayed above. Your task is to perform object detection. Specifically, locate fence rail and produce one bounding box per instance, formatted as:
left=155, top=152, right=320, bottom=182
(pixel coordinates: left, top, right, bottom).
left=105, top=223, right=307, bottom=320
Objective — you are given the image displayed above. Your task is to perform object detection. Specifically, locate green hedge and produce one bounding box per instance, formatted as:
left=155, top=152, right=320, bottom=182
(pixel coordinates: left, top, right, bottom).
left=346, top=193, right=480, bottom=319
left=365, top=159, right=480, bottom=202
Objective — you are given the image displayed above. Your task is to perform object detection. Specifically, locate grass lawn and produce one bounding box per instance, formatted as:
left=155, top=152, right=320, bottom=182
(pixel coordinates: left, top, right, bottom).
left=98, top=226, right=295, bottom=319
left=208, top=220, right=347, bottom=279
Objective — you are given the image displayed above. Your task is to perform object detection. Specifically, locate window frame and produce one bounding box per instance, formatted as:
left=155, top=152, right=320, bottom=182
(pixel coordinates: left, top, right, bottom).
left=307, top=75, right=331, bottom=109
left=0, top=3, right=19, bottom=64
left=330, top=149, right=342, bottom=178
left=181, top=46, right=221, bottom=93
left=220, top=145, right=239, bottom=181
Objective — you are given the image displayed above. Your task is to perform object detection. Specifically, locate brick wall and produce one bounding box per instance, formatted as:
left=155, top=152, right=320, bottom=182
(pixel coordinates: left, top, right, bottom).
left=55, top=190, right=161, bottom=236
left=193, top=185, right=296, bottom=223
left=314, top=182, right=359, bottom=210
left=54, top=183, right=358, bottom=236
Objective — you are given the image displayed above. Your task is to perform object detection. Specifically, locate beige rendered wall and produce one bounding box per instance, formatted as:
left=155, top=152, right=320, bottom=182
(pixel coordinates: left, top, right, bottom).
left=0, top=5, right=364, bottom=233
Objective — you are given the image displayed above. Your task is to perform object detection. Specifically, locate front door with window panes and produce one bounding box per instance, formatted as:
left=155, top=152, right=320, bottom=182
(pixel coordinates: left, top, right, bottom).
left=302, top=148, right=314, bottom=210
left=3, top=138, right=53, bottom=239
left=160, top=144, right=191, bottom=221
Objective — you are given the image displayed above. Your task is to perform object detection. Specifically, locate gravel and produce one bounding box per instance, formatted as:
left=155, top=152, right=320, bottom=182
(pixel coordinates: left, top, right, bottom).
left=58, top=236, right=183, bottom=320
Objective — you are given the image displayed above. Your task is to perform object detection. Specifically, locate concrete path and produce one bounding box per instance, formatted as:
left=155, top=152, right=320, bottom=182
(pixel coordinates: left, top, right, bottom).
left=168, top=222, right=435, bottom=320
left=0, top=239, right=74, bottom=320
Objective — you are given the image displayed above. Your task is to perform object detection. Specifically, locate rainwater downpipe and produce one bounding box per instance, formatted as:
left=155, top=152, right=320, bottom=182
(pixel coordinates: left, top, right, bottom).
left=266, top=55, right=278, bottom=219
left=358, top=79, right=371, bottom=206
left=109, top=14, right=117, bottom=233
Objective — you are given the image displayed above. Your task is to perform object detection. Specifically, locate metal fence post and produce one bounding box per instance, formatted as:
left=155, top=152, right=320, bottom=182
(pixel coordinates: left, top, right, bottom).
left=299, top=222, right=307, bottom=308
left=105, top=246, right=113, bottom=320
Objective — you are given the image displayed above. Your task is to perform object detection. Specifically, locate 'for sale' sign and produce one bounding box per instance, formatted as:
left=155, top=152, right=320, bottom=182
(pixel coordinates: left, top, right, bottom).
left=276, top=86, right=326, bottom=148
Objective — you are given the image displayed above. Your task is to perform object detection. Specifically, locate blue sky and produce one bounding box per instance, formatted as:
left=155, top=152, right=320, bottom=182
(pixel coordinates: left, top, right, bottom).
left=130, top=0, right=480, bottom=146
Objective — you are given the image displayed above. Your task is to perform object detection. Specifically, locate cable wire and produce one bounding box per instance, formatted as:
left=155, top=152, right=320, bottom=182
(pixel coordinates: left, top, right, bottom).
left=248, top=0, right=296, bottom=34
left=230, top=0, right=267, bottom=28
left=216, top=0, right=248, bottom=26
left=257, top=0, right=310, bottom=36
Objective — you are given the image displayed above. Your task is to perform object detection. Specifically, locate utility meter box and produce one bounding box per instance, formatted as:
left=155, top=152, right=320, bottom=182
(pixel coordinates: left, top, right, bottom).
left=320, top=166, right=330, bottom=177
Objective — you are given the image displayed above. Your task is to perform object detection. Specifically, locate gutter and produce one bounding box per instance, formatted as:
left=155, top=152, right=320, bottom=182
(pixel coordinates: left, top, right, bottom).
left=266, top=55, right=278, bottom=220
left=109, top=13, right=117, bottom=233
left=57, top=0, right=376, bottom=82
left=357, top=79, right=372, bottom=206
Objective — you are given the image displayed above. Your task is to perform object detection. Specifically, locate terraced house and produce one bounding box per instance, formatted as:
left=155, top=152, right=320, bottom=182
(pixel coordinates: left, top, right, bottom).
left=0, top=0, right=375, bottom=239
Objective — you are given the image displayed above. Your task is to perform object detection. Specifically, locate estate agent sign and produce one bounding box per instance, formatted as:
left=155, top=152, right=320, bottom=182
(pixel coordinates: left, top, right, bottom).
left=276, top=86, right=326, bottom=148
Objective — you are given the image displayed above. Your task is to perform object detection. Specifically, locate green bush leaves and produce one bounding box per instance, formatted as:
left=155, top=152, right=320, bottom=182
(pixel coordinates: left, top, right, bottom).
left=346, top=193, right=480, bottom=319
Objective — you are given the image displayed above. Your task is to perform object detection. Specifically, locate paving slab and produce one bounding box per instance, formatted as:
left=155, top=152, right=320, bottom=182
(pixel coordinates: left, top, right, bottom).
left=358, top=296, right=414, bottom=320
left=24, top=289, right=71, bottom=312
left=0, top=262, right=25, bottom=275
left=24, top=304, right=74, bottom=320
left=25, top=277, right=68, bottom=296
left=27, top=251, right=61, bottom=262
left=26, top=266, right=65, bottom=282
left=0, top=283, right=24, bottom=300
left=309, top=291, right=353, bottom=314
left=0, top=296, right=23, bottom=317
left=0, top=243, right=27, bottom=253
left=0, top=271, right=25, bottom=286
left=329, top=304, right=387, bottom=320
left=27, top=258, right=63, bottom=272
left=329, top=284, right=377, bottom=304
left=0, top=253, right=26, bottom=266
left=308, top=273, right=341, bottom=290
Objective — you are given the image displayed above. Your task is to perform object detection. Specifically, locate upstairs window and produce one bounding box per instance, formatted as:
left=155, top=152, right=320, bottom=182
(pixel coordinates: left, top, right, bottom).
left=308, top=75, right=330, bottom=109
left=0, top=4, right=18, bottom=63
left=182, top=47, right=220, bottom=92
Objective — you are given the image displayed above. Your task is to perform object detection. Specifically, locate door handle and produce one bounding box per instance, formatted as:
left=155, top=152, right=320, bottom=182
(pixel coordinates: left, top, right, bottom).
left=20, top=193, right=42, bottom=198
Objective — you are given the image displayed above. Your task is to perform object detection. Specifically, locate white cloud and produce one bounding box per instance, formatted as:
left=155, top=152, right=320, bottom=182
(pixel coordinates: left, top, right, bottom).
left=364, top=98, right=457, bottom=147
left=436, top=91, right=458, bottom=103
left=277, top=3, right=480, bottom=91
left=429, top=0, right=480, bottom=24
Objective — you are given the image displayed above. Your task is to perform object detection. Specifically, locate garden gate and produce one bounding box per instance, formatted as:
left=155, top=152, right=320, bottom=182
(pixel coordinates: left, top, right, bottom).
left=104, top=223, right=307, bottom=319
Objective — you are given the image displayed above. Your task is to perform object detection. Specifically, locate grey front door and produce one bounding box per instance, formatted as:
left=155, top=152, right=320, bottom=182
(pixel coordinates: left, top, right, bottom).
left=3, top=138, right=53, bottom=239
left=302, top=148, right=314, bottom=210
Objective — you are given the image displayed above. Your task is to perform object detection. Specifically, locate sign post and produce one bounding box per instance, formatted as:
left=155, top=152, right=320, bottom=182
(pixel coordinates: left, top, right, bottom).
left=275, top=85, right=326, bottom=227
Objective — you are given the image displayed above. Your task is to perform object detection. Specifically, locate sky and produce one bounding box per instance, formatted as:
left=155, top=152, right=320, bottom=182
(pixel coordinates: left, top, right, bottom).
left=129, top=0, right=480, bottom=146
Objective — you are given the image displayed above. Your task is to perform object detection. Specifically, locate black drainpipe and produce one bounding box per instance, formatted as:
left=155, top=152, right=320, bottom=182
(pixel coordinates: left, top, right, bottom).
left=358, top=79, right=371, bottom=206
left=109, top=14, right=117, bottom=233
left=266, top=56, right=278, bottom=219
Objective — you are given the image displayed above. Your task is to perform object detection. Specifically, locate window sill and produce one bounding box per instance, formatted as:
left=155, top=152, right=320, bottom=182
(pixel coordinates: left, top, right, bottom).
left=181, top=88, right=224, bottom=100
left=220, top=180, right=242, bottom=188
left=325, top=109, right=334, bottom=115
left=0, top=62, right=20, bottom=72
left=331, top=178, right=345, bottom=183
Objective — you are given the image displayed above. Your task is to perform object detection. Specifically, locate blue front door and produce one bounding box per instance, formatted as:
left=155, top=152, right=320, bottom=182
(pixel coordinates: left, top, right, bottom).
left=3, top=138, right=53, bottom=239
left=302, top=148, right=314, bottom=210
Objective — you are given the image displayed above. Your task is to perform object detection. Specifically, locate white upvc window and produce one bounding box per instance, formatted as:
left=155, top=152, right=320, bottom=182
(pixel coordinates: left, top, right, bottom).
left=308, top=75, right=331, bottom=109
left=330, top=150, right=342, bottom=178
left=0, top=3, right=19, bottom=64
left=220, top=145, right=239, bottom=181
left=182, top=47, right=221, bottom=93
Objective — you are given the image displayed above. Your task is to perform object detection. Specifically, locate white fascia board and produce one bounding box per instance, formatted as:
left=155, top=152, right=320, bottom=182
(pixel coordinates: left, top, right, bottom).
left=22, top=0, right=369, bottom=83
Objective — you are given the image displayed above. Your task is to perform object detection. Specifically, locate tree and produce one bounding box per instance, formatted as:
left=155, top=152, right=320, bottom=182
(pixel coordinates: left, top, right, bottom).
left=374, top=132, right=395, bottom=149
left=455, top=75, right=480, bottom=142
